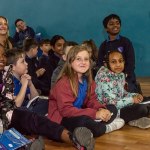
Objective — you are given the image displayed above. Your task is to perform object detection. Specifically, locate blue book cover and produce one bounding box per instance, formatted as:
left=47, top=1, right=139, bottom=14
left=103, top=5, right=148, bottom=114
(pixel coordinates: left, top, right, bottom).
left=0, top=128, right=31, bottom=150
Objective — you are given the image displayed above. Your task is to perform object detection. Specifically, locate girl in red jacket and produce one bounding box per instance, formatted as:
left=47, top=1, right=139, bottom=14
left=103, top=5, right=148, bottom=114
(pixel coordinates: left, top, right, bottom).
left=48, top=45, right=125, bottom=137
left=0, top=45, right=95, bottom=150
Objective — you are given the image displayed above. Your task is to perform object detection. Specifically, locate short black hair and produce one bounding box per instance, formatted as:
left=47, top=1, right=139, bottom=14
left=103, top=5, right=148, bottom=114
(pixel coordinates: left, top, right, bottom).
left=104, top=49, right=124, bottom=70
left=103, top=14, right=121, bottom=28
left=15, top=19, right=24, bottom=26
left=23, top=38, right=38, bottom=52
left=39, top=39, right=51, bottom=46
left=50, top=35, right=65, bottom=46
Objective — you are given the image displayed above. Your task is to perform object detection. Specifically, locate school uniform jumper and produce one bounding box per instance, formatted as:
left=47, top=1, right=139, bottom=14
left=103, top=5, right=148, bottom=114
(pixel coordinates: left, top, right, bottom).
left=98, top=35, right=137, bottom=93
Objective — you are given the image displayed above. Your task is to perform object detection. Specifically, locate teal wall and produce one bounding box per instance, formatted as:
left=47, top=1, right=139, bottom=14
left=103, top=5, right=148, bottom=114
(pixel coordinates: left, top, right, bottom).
left=0, top=0, right=150, bottom=76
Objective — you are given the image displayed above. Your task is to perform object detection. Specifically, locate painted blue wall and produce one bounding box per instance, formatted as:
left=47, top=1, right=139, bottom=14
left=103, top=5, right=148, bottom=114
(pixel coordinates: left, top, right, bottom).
left=0, top=0, right=150, bottom=76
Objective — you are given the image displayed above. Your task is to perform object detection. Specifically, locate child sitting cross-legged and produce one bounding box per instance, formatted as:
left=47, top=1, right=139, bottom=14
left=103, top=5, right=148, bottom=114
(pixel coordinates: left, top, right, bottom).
left=48, top=45, right=125, bottom=138
left=95, top=50, right=150, bottom=129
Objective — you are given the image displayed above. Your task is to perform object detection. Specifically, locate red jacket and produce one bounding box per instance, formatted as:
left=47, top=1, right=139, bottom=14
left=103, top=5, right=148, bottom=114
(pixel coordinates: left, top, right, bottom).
left=48, top=76, right=105, bottom=124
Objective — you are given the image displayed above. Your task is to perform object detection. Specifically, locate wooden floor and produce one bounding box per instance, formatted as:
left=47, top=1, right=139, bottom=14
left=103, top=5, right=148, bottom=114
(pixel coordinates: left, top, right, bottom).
left=44, top=77, right=150, bottom=150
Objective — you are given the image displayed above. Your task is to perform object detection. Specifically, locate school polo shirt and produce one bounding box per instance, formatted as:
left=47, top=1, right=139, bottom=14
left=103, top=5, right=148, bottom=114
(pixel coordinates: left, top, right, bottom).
left=13, top=76, right=30, bottom=106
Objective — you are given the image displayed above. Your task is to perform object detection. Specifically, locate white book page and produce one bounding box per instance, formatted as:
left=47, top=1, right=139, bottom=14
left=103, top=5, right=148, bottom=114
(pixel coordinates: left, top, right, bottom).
left=26, top=96, right=39, bottom=108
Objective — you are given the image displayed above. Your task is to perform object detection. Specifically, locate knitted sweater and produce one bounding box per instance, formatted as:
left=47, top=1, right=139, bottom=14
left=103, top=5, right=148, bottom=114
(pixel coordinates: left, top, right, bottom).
left=95, top=66, right=137, bottom=110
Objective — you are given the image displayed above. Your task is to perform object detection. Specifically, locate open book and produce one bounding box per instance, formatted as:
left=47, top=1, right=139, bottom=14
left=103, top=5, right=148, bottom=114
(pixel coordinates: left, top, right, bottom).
left=140, top=97, right=150, bottom=104
left=26, top=96, right=39, bottom=108
left=140, top=101, right=150, bottom=104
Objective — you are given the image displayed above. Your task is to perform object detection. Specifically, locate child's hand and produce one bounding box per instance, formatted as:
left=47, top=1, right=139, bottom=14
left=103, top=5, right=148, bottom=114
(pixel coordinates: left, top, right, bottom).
left=136, top=94, right=143, bottom=102
left=16, top=27, right=20, bottom=32
left=23, top=74, right=32, bottom=87
left=96, top=108, right=112, bottom=122
left=23, top=74, right=31, bottom=80
left=36, top=68, right=46, bottom=77
left=20, top=74, right=29, bottom=85
left=133, top=94, right=143, bottom=103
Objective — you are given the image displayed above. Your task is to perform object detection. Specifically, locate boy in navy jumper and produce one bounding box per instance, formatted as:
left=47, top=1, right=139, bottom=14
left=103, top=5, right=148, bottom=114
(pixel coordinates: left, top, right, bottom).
left=98, top=14, right=140, bottom=93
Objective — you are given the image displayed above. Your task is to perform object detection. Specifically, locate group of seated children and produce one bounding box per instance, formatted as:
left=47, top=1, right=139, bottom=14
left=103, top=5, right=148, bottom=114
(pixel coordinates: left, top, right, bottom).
left=1, top=43, right=150, bottom=150
left=0, top=46, right=95, bottom=150
left=1, top=13, right=150, bottom=150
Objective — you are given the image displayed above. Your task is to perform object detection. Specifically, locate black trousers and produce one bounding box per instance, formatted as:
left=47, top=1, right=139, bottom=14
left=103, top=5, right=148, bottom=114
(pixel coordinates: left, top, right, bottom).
left=61, top=105, right=117, bottom=137
left=9, top=108, right=64, bottom=142
left=126, top=72, right=137, bottom=93
left=120, top=103, right=150, bottom=123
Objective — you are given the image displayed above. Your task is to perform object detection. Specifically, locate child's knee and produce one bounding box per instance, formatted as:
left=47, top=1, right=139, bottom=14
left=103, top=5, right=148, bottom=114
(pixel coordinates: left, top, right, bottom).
left=80, top=116, right=106, bottom=137
left=138, top=105, right=149, bottom=116
left=93, top=126, right=106, bottom=137
left=106, top=104, right=118, bottom=116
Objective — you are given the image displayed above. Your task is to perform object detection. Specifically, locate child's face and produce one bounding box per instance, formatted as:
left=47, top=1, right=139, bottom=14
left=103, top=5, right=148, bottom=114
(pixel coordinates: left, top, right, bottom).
left=13, top=55, right=28, bottom=76
left=62, top=46, right=73, bottom=61
left=31, top=46, right=38, bottom=57
left=71, top=50, right=90, bottom=77
left=108, top=52, right=124, bottom=74
left=53, top=39, right=65, bottom=56
left=41, top=43, right=51, bottom=53
left=0, top=17, right=8, bottom=35
left=106, top=18, right=121, bottom=35
left=0, top=48, right=7, bottom=71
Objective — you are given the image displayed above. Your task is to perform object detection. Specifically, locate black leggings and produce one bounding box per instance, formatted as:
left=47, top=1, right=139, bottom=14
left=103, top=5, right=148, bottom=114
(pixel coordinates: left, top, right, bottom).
left=61, top=105, right=117, bottom=137
left=120, top=103, right=150, bottom=123
left=9, top=108, right=64, bottom=142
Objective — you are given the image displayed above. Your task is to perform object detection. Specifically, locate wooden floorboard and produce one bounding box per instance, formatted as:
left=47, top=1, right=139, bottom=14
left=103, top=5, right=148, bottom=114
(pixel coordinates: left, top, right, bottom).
left=45, top=77, right=150, bottom=150
left=44, top=125, right=150, bottom=150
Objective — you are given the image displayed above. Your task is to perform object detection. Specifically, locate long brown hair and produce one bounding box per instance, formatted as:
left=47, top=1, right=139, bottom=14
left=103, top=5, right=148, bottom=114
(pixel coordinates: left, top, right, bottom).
left=57, top=45, right=93, bottom=98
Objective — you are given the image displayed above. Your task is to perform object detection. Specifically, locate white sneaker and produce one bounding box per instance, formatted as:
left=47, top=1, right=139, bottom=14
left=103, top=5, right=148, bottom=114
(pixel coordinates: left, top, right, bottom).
left=128, top=117, right=150, bottom=129
left=105, top=118, right=125, bottom=133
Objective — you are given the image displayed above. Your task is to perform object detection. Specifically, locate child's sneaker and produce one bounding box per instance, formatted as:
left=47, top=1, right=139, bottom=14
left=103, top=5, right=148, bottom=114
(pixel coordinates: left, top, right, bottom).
left=128, top=117, right=150, bottom=129
left=70, top=127, right=95, bottom=150
left=105, top=118, right=125, bottom=133
left=29, top=136, right=45, bottom=150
